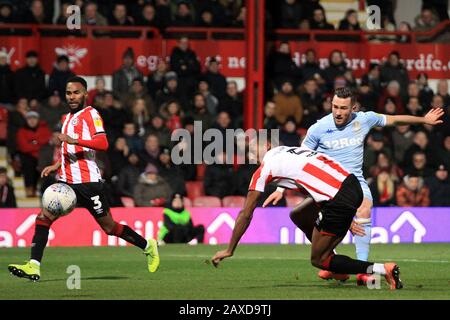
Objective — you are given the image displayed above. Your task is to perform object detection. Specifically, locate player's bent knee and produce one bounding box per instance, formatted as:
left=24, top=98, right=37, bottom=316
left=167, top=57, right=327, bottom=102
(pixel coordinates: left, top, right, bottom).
left=102, top=222, right=123, bottom=236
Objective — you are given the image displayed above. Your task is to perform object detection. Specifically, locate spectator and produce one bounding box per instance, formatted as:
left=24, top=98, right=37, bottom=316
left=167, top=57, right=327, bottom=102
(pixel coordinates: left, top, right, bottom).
left=279, top=0, right=303, bottom=29
left=280, top=117, right=300, bottom=147
left=170, top=37, right=201, bottom=98
left=221, top=0, right=242, bottom=27
left=154, top=0, right=172, bottom=29
left=397, top=21, right=412, bottom=43
left=0, top=166, right=16, bottom=208
left=147, top=114, right=171, bottom=148
left=109, top=3, right=134, bottom=26
left=123, top=78, right=156, bottom=116
left=23, top=0, right=52, bottom=24
left=263, top=101, right=279, bottom=130
left=361, top=63, right=382, bottom=98
left=198, top=9, right=214, bottom=27
left=363, top=132, right=392, bottom=176
left=405, top=97, right=423, bottom=117
left=357, top=80, right=378, bottom=111
left=104, top=92, right=130, bottom=141
left=369, top=151, right=403, bottom=181
left=129, top=98, right=149, bottom=137
left=48, top=55, right=75, bottom=101
left=7, top=98, right=28, bottom=174
left=377, top=80, right=405, bottom=114
left=338, top=9, right=360, bottom=30
left=108, top=137, right=130, bottom=177
left=112, top=47, right=143, bottom=101
left=0, top=50, right=14, bottom=105
left=299, top=49, right=325, bottom=88
left=425, top=163, right=450, bottom=206
left=139, top=134, right=161, bottom=167
left=405, top=81, right=420, bottom=107
left=369, top=170, right=397, bottom=207
left=160, top=100, right=183, bottom=132
left=116, top=152, right=141, bottom=199
left=157, top=194, right=205, bottom=244
left=189, top=93, right=213, bottom=131
left=203, top=57, right=227, bottom=99
left=437, top=135, right=450, bottom=167
left=407, top=151, right=434, bottom=178
left=396, top=173, right=430, bottom=207
left=55, top=2, right=71, bottom=25
left=122, top=122, right=143, bottom=154
left=0, top=2, right=15, bottom=24
left=172, top=1, right=195, bottom=27
left=147, top=59, right=168, bottom=99
left=299, top=78, right=323, bottom=127
left=424, top=0, right=449, bottom=21
left=218, top=81, right=243, bottom=128
left=155, top=71, right=186, bottom=110
left=273, top=80, right=303, bottom=125
left=87, top=77, right=107, bottom=106
left=380, top=51, right=409, bottom=100
left=417, top=73, right=434, bottom=110
left=16, top=111, right=51, bottom=197
left=323, top=50, right=348, bottom=91
left=391, top=124, right=414, bottom=165
left=310, top=5, right=334, bottom=30
left=266, top=42, right=302, bottom=90
left=198, top=79, right=219, bottom=117
left=414, top=7, right=439, bottom=32
left=135, top=3, right=162, bottom=30
left=203, top=152, right=235, bottom=199
left=211, top=111, right=233, bottom=154
left=234, top=157, right=258, bottom=196
left=81, top=1, right=108, bottom=26
left=14, top=50, right=46, bottom=101
left=157, top=147, right=186, bottom=196
left=133, top=163, right=172, bottom=207
left=436, top=80, right=450, bottom=107
left=38, top=91, right=68, bottom=131
left=403, top=131, right=437, bottom=168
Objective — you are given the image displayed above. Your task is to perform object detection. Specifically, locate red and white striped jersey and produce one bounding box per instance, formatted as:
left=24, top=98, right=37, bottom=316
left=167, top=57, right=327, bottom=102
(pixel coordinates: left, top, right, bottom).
left=58, top=106, right=105, bottom=184
left=249, top=146, right=350, bottom=202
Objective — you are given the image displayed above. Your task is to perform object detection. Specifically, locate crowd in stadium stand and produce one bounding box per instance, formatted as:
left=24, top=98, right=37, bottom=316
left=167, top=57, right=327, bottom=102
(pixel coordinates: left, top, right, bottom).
left=0, top=0, right=449, bottom=208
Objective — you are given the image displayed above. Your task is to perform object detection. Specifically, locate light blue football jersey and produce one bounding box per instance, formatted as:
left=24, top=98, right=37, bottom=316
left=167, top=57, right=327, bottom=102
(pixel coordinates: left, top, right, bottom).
left=301, top=111, right=387, bottom=180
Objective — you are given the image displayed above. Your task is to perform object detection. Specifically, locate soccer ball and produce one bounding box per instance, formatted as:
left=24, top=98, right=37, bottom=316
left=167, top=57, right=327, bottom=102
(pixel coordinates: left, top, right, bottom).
left=42, top=183, right=77, bottom=216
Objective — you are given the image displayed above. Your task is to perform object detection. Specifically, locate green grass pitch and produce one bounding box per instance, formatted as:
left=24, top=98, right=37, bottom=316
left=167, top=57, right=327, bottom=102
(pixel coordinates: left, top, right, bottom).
left=1, top=243, right=449, bottom=300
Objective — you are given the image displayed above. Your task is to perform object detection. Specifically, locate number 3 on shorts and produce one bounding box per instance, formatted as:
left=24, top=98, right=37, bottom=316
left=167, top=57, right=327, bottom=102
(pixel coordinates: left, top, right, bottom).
left=91, top=195, right=102, bottom=210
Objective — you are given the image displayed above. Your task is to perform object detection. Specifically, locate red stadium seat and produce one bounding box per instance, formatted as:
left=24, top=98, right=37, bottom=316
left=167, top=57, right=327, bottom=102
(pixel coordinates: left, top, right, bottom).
left=185, top=181, right=205, bottom=200
left=0, top=107, right=8, bottom=142
left=196, top=163, right=206, bottom=180
left=286, top=196, right=305, bottom=208
left=183, top=197, right=192, bottom=207
left=222, top=196, right=246, bottom=207
left=193, top=196, right=222, bottom=207
left=121, top=197, right=135, bottom=208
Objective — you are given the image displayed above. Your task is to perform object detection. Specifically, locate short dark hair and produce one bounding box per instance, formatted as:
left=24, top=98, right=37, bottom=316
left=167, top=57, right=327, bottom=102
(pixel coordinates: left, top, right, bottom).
left=66, top=76, right=87, bottom=90
left=334, top=87, right=355, bottom=105
left=0, top=166, right=6, bottom=174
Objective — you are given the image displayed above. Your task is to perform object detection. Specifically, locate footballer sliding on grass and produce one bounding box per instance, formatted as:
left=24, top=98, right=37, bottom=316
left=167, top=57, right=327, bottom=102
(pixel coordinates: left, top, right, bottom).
left=211, top=145, right=403, bottom=290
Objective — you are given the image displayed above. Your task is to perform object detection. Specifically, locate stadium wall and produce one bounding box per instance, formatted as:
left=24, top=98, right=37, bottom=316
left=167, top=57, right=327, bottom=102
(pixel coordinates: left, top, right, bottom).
left=0, top=207, right=449, bottom=247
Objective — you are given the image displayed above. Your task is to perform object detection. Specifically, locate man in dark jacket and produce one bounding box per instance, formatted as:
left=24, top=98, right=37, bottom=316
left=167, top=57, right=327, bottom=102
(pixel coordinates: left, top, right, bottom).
left=170, top=37, right=201, bottom=98
left=204, top=152, right=235, bottom=199
left=0, top=51, right=15, bottom=105
left=38, top=91, right=68, bottom=131
left=133, top=163, right=173, bottom=207
left=48, top=55, right=75, bottom=101
left=425, top=164, right=450, bottom=206
left=380, top=51, right=410, bottom=100
left=116, top=153, right=141, bottom=199
left=218, top=81, right=243, bottom=128
left=157, top=147, right=186, bottom=196
left=14, top=51, right=46, bottom=101
left=203, top=57, right=227, bottom=99
left=113, top=48, right=143, bottom=101
left=0, top=166, right=16, bottom=208
left=266, top=42, right=302, bottom=89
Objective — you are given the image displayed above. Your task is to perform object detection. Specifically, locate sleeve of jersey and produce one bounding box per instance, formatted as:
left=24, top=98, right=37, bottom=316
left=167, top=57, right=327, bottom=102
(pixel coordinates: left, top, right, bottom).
left=86, top=108, right=106, bottom=136
left=77, top=109, right=108, bottom=151
left=77, top=134, right=109, bottom=151
left=248, top=163, right=271, bottom=192
left=301, top=124, right=319, bottom=150
left=365, top=111, right=387, bottom=128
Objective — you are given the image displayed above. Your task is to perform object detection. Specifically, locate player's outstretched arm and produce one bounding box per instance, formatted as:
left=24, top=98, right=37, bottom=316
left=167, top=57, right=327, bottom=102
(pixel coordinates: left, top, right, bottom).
left=211, top=190, right=260, bottom=267
left=385, top=108, right=444, bottom=126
